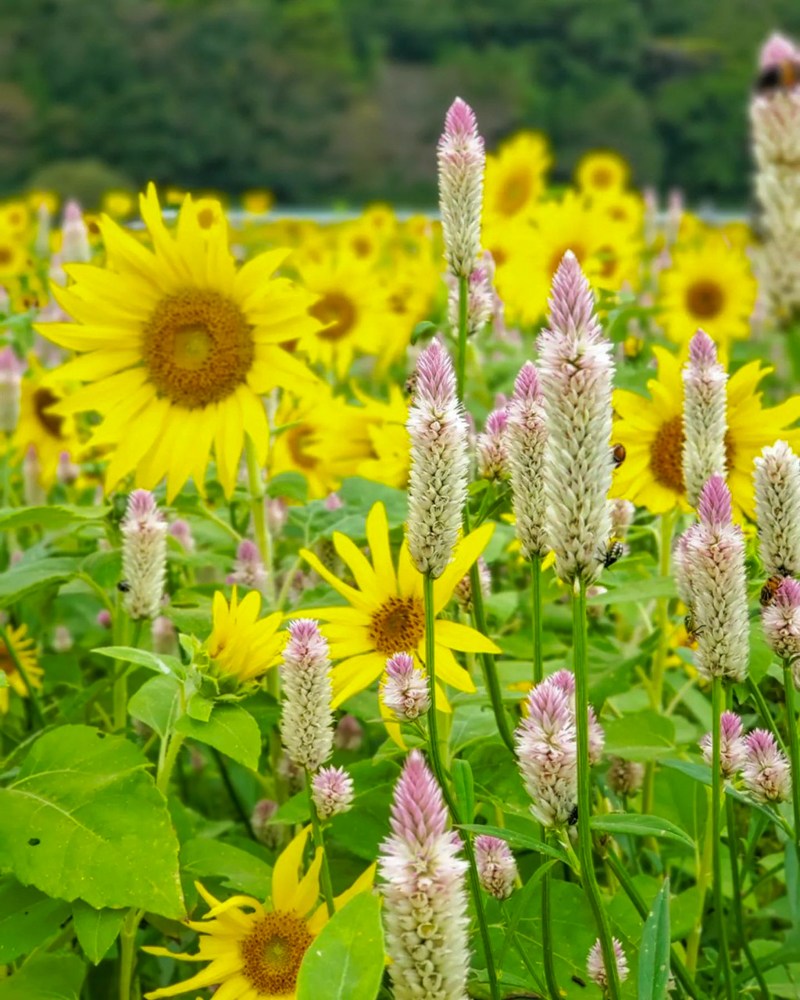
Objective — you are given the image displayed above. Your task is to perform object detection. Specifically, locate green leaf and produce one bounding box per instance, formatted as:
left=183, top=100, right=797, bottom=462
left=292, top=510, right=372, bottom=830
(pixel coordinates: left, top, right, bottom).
left=588, top=575, right=676, bottom=604
left=458, top=824, right=569, bottom=865
left=271, top=790, right=311, bottom=825
left=639, top=878, right=671, bottom=1000
left=128, top=675, right=182, bottom=739
left=590, top=813, right=694, bottom=850
left=296, top=892, right=384, bottom=1000
left=602, top=710, right=675, bottom=761
left=0, top=952, right=86, bottom=999
left=410, top=319, right=437, bottom=345
left=0, top=557, right=80, bottom=606
left=72, top=900, right=126, bottom=964
left=180, top=838, right=272, bottom=897
left=0, top=876, right=71, bottom=963
left=452, top=759, right=475, bottom=824
left=267, top=472, right=308, bottom=503
left=176, top=704, right=262, bottom=770
left=91, top=646, right=185, bottom=678
left=0, top=725, right=184, bottom=918
left=0, top=505, right=110, bottom=532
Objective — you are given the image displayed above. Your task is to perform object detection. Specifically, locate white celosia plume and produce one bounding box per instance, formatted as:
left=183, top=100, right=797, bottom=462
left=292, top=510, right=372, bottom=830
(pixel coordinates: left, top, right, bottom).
left=682, top=328, right=727, bottom=507
left=507, top=361, right=548, bottom=559
left=121, top=489, right=167, bottom=620
left=279, top=619, right=334, bottom=773
left=437, top=98, right=484, bottom=280
left=754, top=440, right=800, bottom=578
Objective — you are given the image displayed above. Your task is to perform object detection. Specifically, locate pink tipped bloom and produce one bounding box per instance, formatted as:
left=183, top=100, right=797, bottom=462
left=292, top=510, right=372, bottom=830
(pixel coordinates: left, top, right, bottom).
left=682, top=476, right=749, bottom=682
left=474, top=835, right=518, bottom=900
left=0, top=346, right=23, bottom=434
left=754, top=441, right=800, bottom=578
left=538, top=252, right=614, bottom=585
left=700, top=711, right=747, bottom=778
left=763, top=576, right=800, bottom=667
left=380, top=750, right=469, bottom=1000
left=743, top=729, right=792, bottom=804
left=334, top=713, right=364, bottom=751
left=447, top=262, right=493, bottom=337
left=280, top=619, right=333, bottom=772
left=607, top=757, right=645, bottom=797
left=406, top=341, right=469, bottom=578
left=312, top=765, right=355, bottom=820
left=507, top=361, right=548, bottom=560
left=96, top=608, right=112, bottom=629
left=454, top=557, right=491, bottom=614
left=437, top=97, right=484, bottom=279
left=56, top=450, right=79, bottom=486
left=547, top=668, right=605, bottom=764
left=324, top=492, right=343, bottom=512
left=381, top=652, right=431, bottom=721
left=60, top=200, right=91, bottom=264
left=251, top=799, right=284, bottom=849
left=121, top=490, right=167, bottom=620
left=476, top=406, right=509, bottom=481
left=169, top=518, right=194, bottom=553
left=587, top=937, right=629, bottom=992
left=760, top=33, right=799, bottom=70
left=682, top=330, right=727, bottom=508
left=226, top=538, right=268, bottom=594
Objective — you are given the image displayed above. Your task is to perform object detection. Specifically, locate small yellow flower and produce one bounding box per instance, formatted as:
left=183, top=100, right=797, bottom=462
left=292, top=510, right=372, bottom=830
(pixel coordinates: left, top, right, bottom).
left=484, top=132, right=551, bottom=224
left=575, top=150, right=630, bottom=197
left=204, top=587, right=285, bottom=683
left=0, top=238, right=27, bottom=280
left=143, top=826, right=375, bottom=999
left=102, top=190, right=136, bottom=218
left=0, top=624, right=41, bottom=714
left=242, top=190, right=274, bottom=215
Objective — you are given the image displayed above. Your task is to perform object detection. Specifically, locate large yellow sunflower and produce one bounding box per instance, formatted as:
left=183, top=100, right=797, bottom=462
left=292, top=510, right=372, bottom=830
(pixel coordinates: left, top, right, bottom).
left=0, top=624, right=41, bottom=714
left=12, top=357, right=80, bottom=490
left=658, top=235, right=757, bottom=350
left=299, top=502, right=499, bottom=711
left=484, top=132, right=551, bottom=224
left=37, top=184, right=319, bottom=501
left=143, top=826, right=375, bottom=1000
left=610, top=346, right=800, bottom=517
left=204, top=587, right=285, bottom=684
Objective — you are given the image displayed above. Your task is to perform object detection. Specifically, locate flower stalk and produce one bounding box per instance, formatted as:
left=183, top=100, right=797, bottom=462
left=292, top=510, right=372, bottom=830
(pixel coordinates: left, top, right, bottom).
left=711, top=675, right=734, bottom=1000
left=782, top=659, right=800, bottom=845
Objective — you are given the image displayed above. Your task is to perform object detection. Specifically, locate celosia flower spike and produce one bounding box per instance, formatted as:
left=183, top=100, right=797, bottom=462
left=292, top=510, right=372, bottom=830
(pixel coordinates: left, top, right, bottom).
left=312, top=766, right=355, bottom=820
left=587, top=937, right=629, bottom=992
left=121, top=489, right=167, bottom=620
left=437, top=98, right=484, bottom=279
left=476, top=406, right=509, bottom=481
left=682, top=329, right=727, bottom=508
left=743, top=729, right=792, bottom=803
left=380, top=652, right=431, bottom=721
left=279, top=619, right=334, bottom=773
left=754, top=440, right=800, bottom=578
left=507, top=361, right=548, bottom=559
left=474, top=835, right=518, bottom=899
left=700, top=710, right=747, bottom=778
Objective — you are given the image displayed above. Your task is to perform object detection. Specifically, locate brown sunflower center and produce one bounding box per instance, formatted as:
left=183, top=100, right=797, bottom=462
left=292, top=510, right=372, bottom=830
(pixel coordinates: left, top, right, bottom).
left=488, top=244, right=507, bottom=267
left=287, top=424, right=317, bottom=470
left=143, top=290, right=254, bottom=408
left=239, top=910, right=313, bottom=996
left=33, top=388, right=65, bottom=439
left=0, top=643, right=14, bottom=676
left=310, top=293, right=357, bottom=342
left=649, top=416, right=735, bottom=494
left=351, top=236, right=372, bottom=258
left=549, top=244, right=586, bottom=279
left=497, top=170, right=531, bottom=216
left=197, top=208, right=215, bottom=229
left=369, top=596, right=425, bottom=655
left=591, top=167, right=613, bottom=189
left=0, top=247, right=12, bottom=267
left=685, top=279, right=725, bottom=320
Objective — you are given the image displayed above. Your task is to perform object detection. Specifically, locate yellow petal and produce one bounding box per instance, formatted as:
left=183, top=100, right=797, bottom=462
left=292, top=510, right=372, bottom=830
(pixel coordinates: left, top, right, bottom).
left=299, top=548, right=375, bottom=613
left=433, top=619, right=501, bottom=655
left=365, top=502, right=397, bottom=599
left=272, top=827, right=311, bottom=912
left=289, top=847, right=323, bottom=917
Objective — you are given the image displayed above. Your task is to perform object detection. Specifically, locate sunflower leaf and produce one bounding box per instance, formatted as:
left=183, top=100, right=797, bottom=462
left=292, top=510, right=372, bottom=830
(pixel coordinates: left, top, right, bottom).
left=72, top=900, right=126, bottom=965
left=0, top=952, right=86, bottom=999
left=175, top=703, right=262, bottom=770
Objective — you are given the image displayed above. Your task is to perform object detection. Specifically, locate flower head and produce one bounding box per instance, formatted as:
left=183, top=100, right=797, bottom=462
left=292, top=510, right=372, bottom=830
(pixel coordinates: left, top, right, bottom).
left=474, top=835, right=518, bottom=899
left=334, top=714, right=364, bottom=751
left=507, top=361, right=548, bottom=559
left=380, top=750, right=469, bottom=1000
left=121, top=490, right=167, bottom=620
left=227, top=538, right=269, bottom=593
left=380, top=652, right=431, bottom=721
left=204, top=588, right=284, bottom=686
left=700, top=710, right=747, bottom=778
left=587, top=937, right=629, bottom=992
left=453, top=557, right=491, bottom=614
left=682, top=329, right=728, bottom=507
left=168, top=518, right=194, bottom=553
left=763, top=577, right=800, bottom=665
left=607, top=757, right=645, bottom=797
left=311, top=765, right=354, bottom=820
left=477, top=406, right=509, bottom=481
left=406, top=342, right=469, bottom=578
left=743, top=729, right=792, bottom=804
left=0, top=624, right=42, bottom=715
left=280, top=620, right=333, bottom=773
left=438, top=98, right=484, bottom=278
left=755, top=441, right=800, bottom=578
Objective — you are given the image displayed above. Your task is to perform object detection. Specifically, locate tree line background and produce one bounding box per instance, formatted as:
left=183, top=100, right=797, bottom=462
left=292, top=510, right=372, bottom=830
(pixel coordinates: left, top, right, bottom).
left=1, top=0, right=799, bottom=208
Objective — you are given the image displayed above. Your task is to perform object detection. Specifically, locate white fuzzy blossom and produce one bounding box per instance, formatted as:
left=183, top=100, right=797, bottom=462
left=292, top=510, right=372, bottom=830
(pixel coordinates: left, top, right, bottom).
left=507, top=361, right=548, bottom=559
left=121, top=490, right=167, bottom=620
left=311, top=766, right=355, bottom=820
left=754, top=440, right=800, bottom=578
left=279, top=619, right=333, bottom=773
left=406, top=341, right=469, bottom=578
left=437, top=98, right=484, bottom=279
left=682, top=329, right=727, bottom=508
left=538, top=252, right=614, bottom=586
left=380, top=652, right=431, bottom=721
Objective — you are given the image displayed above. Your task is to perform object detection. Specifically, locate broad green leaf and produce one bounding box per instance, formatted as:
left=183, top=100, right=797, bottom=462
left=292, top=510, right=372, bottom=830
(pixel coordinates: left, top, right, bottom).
left=638, top=878, right=671, bottom=1000
left=0, top=505, right=110, bottom=531
left=660, top=759, right=778, bottom=823
left=267, top=471, right=308, bottom=503
left=176, top=703, right=262, bottom=770
left=590, top=813, right=694, bottom=850
left=0, top=556, right=80, bottom=606
left=458, top=824, right=569, bottom=865
left=602, top=710, right=675, bottom=761
left=91, top=646, right=185, bottom=678
left=452, top=758, right=475, bottom=824
left=296, top=892, right=384, bottom=1000
left=589, top=575, right=676, bottom=604
left=128, top=675, right=182, bottom=739
left=0, top=952, right=86, bottom=999
left=72, top=900, right=126, bottom=964
left=0, top=725, right=184, bottom=918
left=449, top=704, right=500, bottom=753
left=272, top=790, right=311, bottom=825
left=0, top=876, right=71, bottom=963
left=180, top=838, right=272, bottom=898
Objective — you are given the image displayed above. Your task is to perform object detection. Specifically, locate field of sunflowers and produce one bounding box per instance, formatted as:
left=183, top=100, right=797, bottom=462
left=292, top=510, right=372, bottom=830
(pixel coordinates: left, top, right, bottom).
left=4, top=25, right=800, bottom=1000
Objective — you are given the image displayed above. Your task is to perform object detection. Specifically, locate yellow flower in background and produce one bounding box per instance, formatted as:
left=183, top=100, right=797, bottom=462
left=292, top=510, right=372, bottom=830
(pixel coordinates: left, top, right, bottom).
left=101, top=190, right=136, bottom=218
left=484, top=131, right=551, bottom=224
left=0, top=624, right=41, bottom=714
left=242, top=189, right=274, bottom=215
left=350, top=384, right=410, bottom=489
left=658, top=235, right=757, bottom=350
left=601, top=190, right=645, bottom=235
left=143, top=826, right=375, bottom=999
left=26, top=190, right=59, bottom=215
left=38, top=184, right=319, bottom=500
left=299, top=502, right=499, bottom=711
left=13, top=357, right=79, bottom=490
left=191, top=197, right=227, bottom=234
left=204, top=587, right=285, bottom=683
left=0, top=202, right=31, bottom=238
left=610, top=346, right=800, bottom=517
left=0, top=237, right=27, bottom=280
left=576, top=150, right=630, bottom=197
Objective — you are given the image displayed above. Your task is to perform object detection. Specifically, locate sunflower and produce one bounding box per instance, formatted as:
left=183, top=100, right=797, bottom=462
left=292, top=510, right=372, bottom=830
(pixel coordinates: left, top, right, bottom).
left=101, top=190, right=136, bottom=219
left=37, top=184, right=319, bottom=501
left=610, top=346, right=800, bottom=517
left=0, top=237, right=27, bottom=281
left=242, top=190, right=274, bottom=215
left=204, top=587, right=285, bottom=684
left=143, top=826, right=375, bottom=1000
left=299, top=502, right=499, bottom=711
left=484, top=132, right=551, bottom=224
left=0, top=624, right=42, bottom=714
left=13, top=357, right=79, bottom=490
left=0, top=202, right=31, bottom=238
left=575, top=151, right=630, bottom=197
left=658, top=235, right=757, bottom=350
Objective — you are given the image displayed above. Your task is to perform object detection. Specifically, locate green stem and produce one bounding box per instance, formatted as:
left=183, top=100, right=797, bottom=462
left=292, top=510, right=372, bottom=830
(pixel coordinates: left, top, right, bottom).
left=112, top=619, right=142, bottom=733
left=725, top=795, right=769, bottom=998
left=244, top=434, right=276, bottom=606
left=505, top=912, right=548, bottom=997
left=307, top=779, right=336, bottom=917
left=118, top=907, right=142, bottom=1000
left=782, top=660, right=800, bottom=846
left=456, top=274, right=468, bottom=399
left=711, top=676, right=734, bottom=1000
left=0, top=624, right=45, bottom=728
left=531, top=555, right=544, bottom=685
left=748, top=675, right=788, bottom=756
left=572, top=580, right=620, bottom=1000
left=156, top=732, right=185, bottom=796
left=468, top=558, right=515, bottom=753
left=541, top=833, right=561, bottom=1000
left=211, top=747, right=256, bottom=840
left=604, top=851, right=700, bottom=1000
left=423, top=573, right=500, bottom=1000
